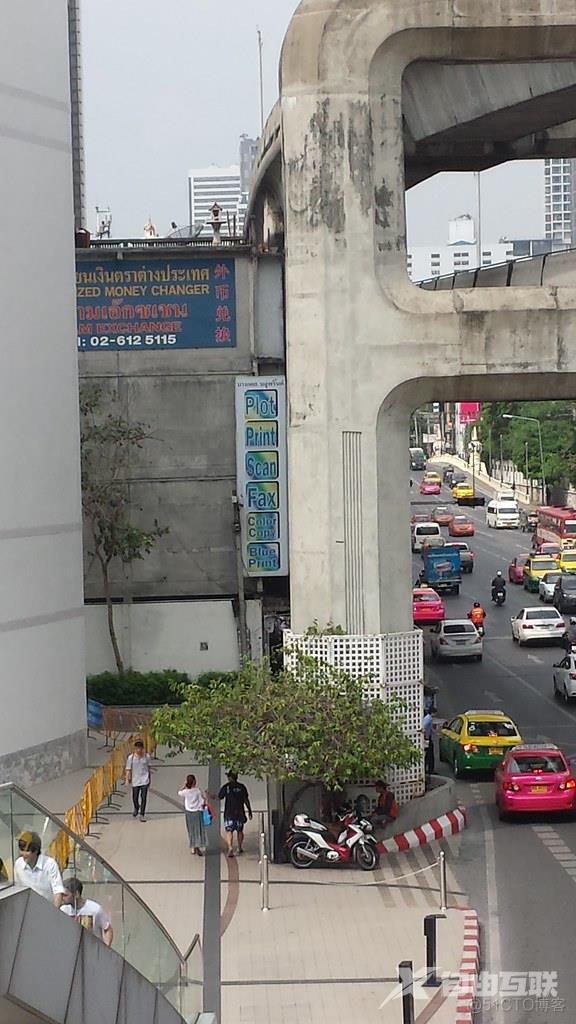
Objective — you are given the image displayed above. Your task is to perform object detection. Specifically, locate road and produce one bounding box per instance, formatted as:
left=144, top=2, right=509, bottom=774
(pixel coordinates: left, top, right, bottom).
left=412, top=471, right=576, bottom=1023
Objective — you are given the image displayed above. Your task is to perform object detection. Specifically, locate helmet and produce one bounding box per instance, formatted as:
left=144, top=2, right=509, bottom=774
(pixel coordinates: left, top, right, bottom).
left=473, top=601, right=480, bottom=608
left=570, top=618, right=576, bottom=626
left=293, top=814, right=311, bottom=828
left=496, top=571, right=502, bottom=577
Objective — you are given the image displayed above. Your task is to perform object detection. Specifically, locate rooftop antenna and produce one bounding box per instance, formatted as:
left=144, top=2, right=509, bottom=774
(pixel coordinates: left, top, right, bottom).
left=257, top=27, right=264, bottom=134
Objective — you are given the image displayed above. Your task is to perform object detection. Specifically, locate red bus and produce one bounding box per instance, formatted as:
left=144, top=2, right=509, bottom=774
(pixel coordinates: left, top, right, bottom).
left=536, top=506, right=576, bottom=549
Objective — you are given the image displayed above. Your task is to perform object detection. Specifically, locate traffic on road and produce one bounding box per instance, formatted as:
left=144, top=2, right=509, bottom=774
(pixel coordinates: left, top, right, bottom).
left=411, top=461, right=576, bottom=1022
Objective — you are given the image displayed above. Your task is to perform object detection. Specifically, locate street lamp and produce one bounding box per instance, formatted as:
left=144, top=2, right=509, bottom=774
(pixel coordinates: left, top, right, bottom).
left=502, top=414, right=546, bottom=504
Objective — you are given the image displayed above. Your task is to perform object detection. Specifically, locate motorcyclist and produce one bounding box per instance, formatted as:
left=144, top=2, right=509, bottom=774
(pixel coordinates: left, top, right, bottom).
left=564, top=617, right=576, bottom=652
left=491, top=571, right=506, bottom=600
left=468, top=601, right=487, bottom=629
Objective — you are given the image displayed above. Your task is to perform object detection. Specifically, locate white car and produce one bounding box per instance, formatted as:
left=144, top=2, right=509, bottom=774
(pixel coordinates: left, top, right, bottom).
left=430, top=619, right=483, bottom=661
left=539, top=571, right=562, bottom=603
left=553, top=652, right=576, bottom=702
left=511, top=607, right=567, bottom=646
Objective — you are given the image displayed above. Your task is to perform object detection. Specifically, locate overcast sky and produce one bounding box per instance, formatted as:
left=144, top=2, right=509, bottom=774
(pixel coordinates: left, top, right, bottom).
left=82, top=0, right=544, bottom=244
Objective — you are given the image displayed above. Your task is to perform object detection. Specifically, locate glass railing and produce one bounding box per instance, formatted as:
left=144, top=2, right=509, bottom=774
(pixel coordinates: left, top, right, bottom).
left=0, top=783, right=202, bottom=1022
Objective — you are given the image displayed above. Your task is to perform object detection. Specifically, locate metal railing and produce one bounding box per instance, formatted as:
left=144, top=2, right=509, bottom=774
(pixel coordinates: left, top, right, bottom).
left=0, top=783, right=202, bottom=1022
left=86, top=236, right=250, bottom=251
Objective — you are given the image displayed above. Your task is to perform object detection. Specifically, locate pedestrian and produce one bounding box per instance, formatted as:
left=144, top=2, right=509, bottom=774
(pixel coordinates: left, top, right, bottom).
left=13, top=830, right=66, bottom=908
left=423, top=710, right=435, bottom=775
left=218, top=771, right=252, bottom=857
left=369, top=781, right=398, bottom=830
left=61, top=877, right=113, bottom=946
left=178, top=774, right=207, bottom=856
left=125, top=739, right=152, bottom=821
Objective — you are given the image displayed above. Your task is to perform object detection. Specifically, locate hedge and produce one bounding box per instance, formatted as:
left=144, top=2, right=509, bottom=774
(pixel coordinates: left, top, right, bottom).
left=86, top=668, right=238, bottom=706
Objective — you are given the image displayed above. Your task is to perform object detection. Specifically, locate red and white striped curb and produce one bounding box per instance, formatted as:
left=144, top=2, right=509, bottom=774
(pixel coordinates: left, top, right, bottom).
left=377, top=806, right=467, bottom=853
left=454, top=909, right=480, bottom=1023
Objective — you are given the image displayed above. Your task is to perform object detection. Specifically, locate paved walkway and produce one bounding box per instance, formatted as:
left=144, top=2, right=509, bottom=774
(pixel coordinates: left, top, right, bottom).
left=27, top=741, right=472, bottom=1024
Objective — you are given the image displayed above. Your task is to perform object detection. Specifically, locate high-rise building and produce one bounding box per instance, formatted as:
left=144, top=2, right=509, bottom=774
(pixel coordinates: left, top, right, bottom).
left=544, top=158, right=575, bottom=243
left=188, top=165, right=242, bottom=237
left=240, top=134, right=259, bottom=194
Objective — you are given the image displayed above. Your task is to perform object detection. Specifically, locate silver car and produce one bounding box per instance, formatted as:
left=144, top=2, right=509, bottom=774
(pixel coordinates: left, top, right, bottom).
left=539, top=571, right=562, bottom=603
left=430, top=619, right=483, bottom=662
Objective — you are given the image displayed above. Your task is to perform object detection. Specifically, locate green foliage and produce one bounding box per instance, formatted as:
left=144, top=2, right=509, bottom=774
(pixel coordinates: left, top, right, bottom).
left=477, top=400, right=576, bottom=488
left=153, top=653, right=420, bottom=789
left=87, top=668, right=239, bottom=705
left=304, top=620, right=346, bottom=636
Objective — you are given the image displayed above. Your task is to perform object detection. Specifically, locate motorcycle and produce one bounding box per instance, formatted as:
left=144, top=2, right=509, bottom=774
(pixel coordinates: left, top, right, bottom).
left=475, top=623, right=485, bottom=637
left=285, top=812, right=380, bottom=871
left=492, top=587, right=506, bottom=606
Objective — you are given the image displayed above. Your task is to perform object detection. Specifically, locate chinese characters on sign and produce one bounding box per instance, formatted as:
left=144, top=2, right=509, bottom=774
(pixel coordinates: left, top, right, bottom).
left=76, top=257, right=236, bottom=350
left=235, top=377, right=289, bottom=577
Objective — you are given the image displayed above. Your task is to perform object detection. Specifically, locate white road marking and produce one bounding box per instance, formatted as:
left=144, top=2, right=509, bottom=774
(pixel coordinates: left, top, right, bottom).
left=527, top=654, right=544, bottom=665
left=484, top=690, right=503, bottom=703
left=483, top=650, right=576, bottom=727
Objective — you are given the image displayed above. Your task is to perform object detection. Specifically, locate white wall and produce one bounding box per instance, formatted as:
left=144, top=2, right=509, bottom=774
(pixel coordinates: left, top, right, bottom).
left=85, top=600, right=263, bottom=678
left=0, top=1, right=86, bottom=781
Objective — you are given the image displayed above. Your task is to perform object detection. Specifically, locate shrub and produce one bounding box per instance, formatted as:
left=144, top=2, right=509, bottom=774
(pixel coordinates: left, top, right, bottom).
left=86, top=668, right=239, bottom=705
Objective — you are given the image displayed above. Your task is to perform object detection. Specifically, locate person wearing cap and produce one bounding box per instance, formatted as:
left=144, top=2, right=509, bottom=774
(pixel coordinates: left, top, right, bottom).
left=61, top=877, right=113, bottom=946
left=218, top=771, right=252, bottom=857
left=13, top=831, right=65, bottom=907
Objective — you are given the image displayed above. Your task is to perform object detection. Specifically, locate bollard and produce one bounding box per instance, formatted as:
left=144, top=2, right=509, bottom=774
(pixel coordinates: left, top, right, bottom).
left=261, top=853, right=270, bottom=912
left=398, top=960, right=415, bottom=1024
left=423, top=914, right=445, bottom=987
left=439, top=849, right=447, bottom=913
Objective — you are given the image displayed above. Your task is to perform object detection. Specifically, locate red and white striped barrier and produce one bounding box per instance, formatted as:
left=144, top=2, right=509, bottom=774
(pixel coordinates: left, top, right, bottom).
left=454, top=909, right=480, bottom=1023
left=377, top=806, right=467, bottom=854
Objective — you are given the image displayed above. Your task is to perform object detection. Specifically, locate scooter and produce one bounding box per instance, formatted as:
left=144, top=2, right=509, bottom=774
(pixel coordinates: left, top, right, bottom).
left=285, top=812, right=380, bottom=871
left=492, top=588, right=506, bottom=606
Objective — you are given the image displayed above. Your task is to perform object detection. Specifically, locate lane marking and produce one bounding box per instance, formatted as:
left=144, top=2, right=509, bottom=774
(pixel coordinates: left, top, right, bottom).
left=483, top=690, right=504, bottom=703
left=483, top=650, right=576, bottom=727
left=527, top=654, right=544, bottom=665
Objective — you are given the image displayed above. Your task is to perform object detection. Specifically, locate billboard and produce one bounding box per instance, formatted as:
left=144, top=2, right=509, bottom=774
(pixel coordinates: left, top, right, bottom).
left=235, top=377, right=289, bottom=576
left=458, top=402, right=481, bottom=424
left=76, top=256, right=236, bottom=350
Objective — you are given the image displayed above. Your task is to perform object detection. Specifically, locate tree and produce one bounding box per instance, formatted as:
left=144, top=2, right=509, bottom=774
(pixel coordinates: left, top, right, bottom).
left=80, top=385, right=168, bottom=674
left=153, top=653, right=420, bottom=790
left=477, top=400, right=576, bottom=488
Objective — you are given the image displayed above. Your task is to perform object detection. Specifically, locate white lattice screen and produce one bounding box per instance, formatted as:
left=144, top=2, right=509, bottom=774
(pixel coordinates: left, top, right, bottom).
left=283, top=630, right=425, bottom=802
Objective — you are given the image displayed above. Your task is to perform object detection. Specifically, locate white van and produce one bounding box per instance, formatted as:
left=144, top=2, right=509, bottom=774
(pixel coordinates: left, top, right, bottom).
left=412, top=522, right=442, bottom=552
left=486, top=500, right=520, bottom=529
left=496, top=489, right=517, bottom=504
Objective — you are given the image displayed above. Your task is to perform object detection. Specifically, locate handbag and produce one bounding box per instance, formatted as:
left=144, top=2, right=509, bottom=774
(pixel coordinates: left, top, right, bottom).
left=202, top=806, right=212, bottom=827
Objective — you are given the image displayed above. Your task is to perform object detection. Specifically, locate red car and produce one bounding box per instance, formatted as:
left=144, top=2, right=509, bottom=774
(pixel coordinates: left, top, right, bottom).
left=420, top=480, right=441, bottom=496
left=508, top=553, right=530, bottom=584
left=495, top=744, right=576, bottom=820
left=533, top=541, right=562, bottom=558
left=448, top=514, right=474, bottom=537
left=411, top=512, right=431, bottom=525
left=413, top=587, right=445, bottom=625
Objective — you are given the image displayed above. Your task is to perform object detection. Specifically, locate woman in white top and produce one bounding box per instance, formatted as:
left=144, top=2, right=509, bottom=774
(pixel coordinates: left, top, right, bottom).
left=178, top=774, right=206, bottom=855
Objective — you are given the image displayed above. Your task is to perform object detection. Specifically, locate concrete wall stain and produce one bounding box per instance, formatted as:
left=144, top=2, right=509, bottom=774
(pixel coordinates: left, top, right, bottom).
left=348, top=101, right=373, bottom=216
left=374, top=179, right=394, bottom=229
left=307, top=99, right=346, bottom=233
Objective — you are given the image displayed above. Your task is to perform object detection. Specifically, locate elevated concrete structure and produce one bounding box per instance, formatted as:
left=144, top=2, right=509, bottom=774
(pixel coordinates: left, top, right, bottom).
left=250, top=0, right=576, bottom=634
left=1, top=1, right=86, bottom=783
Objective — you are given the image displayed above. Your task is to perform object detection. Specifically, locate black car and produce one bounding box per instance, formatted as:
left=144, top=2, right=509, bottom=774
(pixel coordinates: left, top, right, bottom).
left=553, top=574, right=576, bottom=612
left=451, top=471, right=467, bottom=484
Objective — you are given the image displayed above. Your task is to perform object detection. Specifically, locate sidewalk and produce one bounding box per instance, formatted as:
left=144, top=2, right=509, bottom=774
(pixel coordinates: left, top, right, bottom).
left=26, top=746, right=474, bottom=1024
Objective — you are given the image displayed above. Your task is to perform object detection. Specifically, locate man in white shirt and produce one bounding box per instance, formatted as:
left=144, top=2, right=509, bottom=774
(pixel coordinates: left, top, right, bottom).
left=13, top=831, right=65, bottom=908
left=125, top=739, right=152, bottom=821
left=61, top=877, right=113, bottom=946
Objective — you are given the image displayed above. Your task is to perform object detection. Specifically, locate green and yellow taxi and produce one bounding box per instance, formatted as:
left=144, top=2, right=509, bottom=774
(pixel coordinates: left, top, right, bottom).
left=558, top=549, right=576, bottom=574
left=438, top=710, right=522, bottom=777
left=451, top=482, right=474, bottom=500
left=523, top=555, right=560, bottom=592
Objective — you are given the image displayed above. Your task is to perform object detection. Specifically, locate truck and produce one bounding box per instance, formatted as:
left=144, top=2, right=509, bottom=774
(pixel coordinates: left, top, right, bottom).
left=422, top=546, right=461, bottom=596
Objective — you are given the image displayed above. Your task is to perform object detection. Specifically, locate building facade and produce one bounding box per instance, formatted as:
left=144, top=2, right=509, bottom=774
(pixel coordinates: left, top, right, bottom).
left=188, top=165, right=242, bottom=237
left=2, top=0, right=86, bottom=784
left=544, top=158, right=575, bottom=243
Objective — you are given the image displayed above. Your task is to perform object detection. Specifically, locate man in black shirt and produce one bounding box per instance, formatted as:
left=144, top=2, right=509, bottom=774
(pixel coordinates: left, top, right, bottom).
left=218, top=771, right=252, bottom=857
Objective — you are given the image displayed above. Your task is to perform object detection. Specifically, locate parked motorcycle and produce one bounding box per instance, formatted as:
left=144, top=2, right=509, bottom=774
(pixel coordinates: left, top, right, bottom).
left=492, top=588, right=506, bottom=606
left=285, top=812, right=380, bottom=871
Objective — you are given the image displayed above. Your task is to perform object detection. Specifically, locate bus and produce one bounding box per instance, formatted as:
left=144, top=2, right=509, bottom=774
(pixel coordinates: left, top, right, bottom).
left=535, top=506, right=576, bottom=549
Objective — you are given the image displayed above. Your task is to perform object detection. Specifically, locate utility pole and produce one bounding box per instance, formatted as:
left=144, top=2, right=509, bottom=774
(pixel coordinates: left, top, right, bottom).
left=257, top=28, right=264, bottom=134
left=499, top=433, right=504, bottom=484
left=232, top=492, right=248, bottom=659
left=525, top=441, right=530, bottom=500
